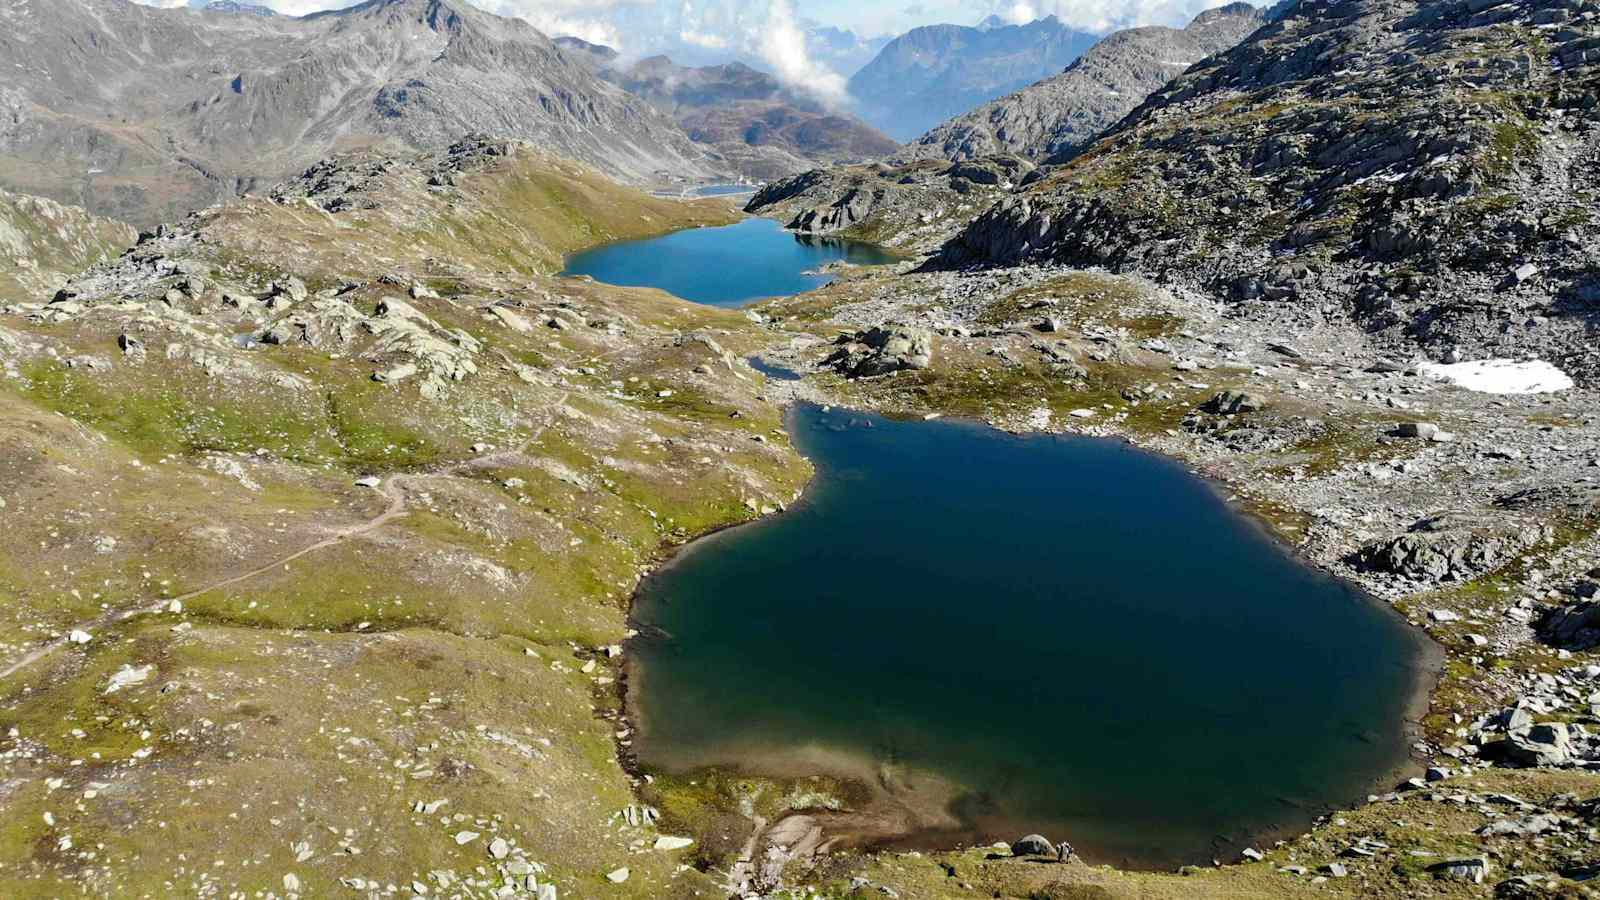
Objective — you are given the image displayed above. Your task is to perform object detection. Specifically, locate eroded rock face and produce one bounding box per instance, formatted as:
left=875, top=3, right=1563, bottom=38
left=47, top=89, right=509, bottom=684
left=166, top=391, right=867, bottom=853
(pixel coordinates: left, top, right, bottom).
left=823, top=325, right=935, bottom=378
left=1355, top=513, right=1552, bottom=583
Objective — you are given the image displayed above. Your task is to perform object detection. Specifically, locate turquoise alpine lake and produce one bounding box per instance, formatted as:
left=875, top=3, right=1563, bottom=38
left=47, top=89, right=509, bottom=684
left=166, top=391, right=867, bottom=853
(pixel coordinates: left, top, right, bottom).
left=561, top=217, right=897, bottom=306
left=629, top=404, right=1432, bottom=869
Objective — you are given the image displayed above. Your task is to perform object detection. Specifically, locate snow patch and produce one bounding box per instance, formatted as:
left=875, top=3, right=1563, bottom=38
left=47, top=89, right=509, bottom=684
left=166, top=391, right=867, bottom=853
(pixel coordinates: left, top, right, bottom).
left=1417, top=359, right=1574, bottom=395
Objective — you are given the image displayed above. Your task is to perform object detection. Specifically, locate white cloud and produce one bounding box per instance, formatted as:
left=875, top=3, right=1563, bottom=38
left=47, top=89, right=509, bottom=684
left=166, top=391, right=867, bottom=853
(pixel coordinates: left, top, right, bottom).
left=754, top=0, right=849, bottom=104
left=981, top=0, right=1240, bottom=31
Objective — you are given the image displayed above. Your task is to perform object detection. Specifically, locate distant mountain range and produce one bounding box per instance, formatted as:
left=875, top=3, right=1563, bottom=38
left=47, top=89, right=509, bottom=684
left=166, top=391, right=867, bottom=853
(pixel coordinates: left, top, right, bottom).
left=559, top=41, right=898, bottom=181
left=847, top=16, right=1102, bottom=141
left=904, top=4, right=1266, bottom=163
left=0, top=0, right=718, bottom=226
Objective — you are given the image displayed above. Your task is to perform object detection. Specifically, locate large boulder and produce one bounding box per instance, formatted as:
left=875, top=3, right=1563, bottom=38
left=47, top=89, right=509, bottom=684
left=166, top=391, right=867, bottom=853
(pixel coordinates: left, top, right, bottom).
left=1200, top=390, right=1262, bottom=415
left=1429, top=857, right=1490, bottom=884
left=1539, top=600, right=1600, bottom=650
left=1010, top=834, right=1055, bottom=857
left=1355, top=514, right=1551, bottom=583
left=824, top=325, right=935, bottom=378
left=1499, top=723, right=1572, bottom=768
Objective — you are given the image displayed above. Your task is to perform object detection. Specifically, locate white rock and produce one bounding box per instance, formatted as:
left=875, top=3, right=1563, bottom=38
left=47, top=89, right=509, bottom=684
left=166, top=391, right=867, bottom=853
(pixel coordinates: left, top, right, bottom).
left=355, top=476, right=382, bottom=489
left=454, top=830, right=480, bottom=845
left=283, top=873, right=301, bottom=893
left=104, top=664, right=154, bottom=694
left=654, top=836, right=694, bottom=851
left=67, top=629, right=92, bottom=645
left=488, top=837, right=510, bottom=859
left=606, top=867, right=630, bottom=883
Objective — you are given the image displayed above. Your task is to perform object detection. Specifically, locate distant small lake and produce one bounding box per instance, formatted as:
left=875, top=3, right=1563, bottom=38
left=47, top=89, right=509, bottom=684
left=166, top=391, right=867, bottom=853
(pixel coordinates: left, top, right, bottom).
left=561, top=218, right=896, bottom=306
left=693, top=184, right=757, bottom=197
left=630, top=405, right=1430, bottom=869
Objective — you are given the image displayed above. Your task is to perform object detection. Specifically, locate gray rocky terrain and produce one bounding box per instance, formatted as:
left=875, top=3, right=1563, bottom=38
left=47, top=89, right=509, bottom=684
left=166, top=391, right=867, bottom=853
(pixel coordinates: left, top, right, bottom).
left=0, top=0, right=719, bottom=226
left=557, top=43, right=898, bottom=181
left=903, top=3, right=1266, bottom=163
left=847, top=15, right=1101, bottom=141
left=938, top=0, right=1600, bottom=384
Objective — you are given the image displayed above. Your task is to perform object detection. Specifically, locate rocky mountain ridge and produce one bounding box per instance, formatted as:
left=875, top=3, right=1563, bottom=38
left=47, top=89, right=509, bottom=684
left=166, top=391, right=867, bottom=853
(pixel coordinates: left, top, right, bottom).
left=847, top=15, right=1102, bottom=141
left=903, top=3, right=1266, bottom=163
left=0, top=0, right=717, bottom=226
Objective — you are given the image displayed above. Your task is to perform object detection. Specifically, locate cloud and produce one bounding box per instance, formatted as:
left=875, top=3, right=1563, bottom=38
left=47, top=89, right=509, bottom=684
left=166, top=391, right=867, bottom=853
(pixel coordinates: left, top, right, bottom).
left=980, top=0, right=1240, bottom=31
left=753, top=0, right=849, bottom=105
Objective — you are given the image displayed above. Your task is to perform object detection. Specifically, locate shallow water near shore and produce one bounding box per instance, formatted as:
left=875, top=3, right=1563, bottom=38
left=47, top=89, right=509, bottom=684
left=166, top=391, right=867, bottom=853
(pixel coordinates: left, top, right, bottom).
left=561, top=217, right=896, bottom=306
left=629, top=404, right=1430, bottom=869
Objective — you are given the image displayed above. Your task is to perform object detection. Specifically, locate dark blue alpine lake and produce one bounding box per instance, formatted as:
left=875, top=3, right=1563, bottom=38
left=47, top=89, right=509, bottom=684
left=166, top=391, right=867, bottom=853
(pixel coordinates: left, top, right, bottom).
left=561, top=217, right=897, bottom=306
left=630, top=405, right=1430, bottom=868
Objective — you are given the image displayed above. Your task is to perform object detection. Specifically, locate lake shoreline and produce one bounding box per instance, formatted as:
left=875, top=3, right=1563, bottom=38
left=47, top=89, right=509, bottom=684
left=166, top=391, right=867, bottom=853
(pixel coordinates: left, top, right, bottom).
left=613, top=398, right=1446, bottom=876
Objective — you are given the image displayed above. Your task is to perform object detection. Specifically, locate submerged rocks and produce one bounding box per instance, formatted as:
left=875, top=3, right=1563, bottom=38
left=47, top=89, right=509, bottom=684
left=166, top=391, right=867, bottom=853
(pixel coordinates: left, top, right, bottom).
left=824, top=325, right=934, bottom=378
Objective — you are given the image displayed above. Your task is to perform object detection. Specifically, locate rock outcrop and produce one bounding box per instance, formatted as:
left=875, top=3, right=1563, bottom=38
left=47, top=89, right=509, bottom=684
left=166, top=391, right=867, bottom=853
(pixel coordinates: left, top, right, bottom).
left=904, top=4, right=1265, bottom=163
left=746, top=157, right=1031, bottom=250
left=823, top=325, right=935, bottom=377
left=1355, top=513, right=1552, bottom=582
left=936, top=0, right=1600, bottom=381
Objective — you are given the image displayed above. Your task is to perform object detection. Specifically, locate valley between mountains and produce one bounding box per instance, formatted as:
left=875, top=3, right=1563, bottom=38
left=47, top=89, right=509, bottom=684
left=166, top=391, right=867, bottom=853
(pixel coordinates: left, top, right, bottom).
left=1, top=0, right=1600, bottom=898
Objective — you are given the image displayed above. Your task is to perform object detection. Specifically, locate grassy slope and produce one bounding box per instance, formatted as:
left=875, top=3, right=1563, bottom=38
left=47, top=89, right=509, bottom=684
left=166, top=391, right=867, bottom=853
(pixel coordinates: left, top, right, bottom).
left=0, top=148, right=805, bottom=898
left=0, top=189, right=137, bottom=303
